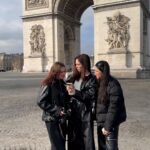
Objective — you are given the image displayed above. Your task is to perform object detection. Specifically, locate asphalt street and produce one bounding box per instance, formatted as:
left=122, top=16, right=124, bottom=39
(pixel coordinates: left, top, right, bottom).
left=0, top=72, right=150, bottom=150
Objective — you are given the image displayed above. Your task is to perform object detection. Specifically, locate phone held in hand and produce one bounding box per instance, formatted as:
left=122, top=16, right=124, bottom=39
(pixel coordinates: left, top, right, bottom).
left=65, top=82, right=75, bottom=95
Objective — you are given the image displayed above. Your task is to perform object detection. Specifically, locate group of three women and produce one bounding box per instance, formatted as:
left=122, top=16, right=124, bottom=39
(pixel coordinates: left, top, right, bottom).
left=37, top=54, right=126, bottom=150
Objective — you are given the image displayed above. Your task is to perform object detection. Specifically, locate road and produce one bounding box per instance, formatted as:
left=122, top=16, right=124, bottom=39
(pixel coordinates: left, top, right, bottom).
left=0, top=72, right=150, bottom=150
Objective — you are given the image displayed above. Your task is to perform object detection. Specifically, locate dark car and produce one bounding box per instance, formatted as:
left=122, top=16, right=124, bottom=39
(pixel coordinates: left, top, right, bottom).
left=0, top=69, right=6, bottom=72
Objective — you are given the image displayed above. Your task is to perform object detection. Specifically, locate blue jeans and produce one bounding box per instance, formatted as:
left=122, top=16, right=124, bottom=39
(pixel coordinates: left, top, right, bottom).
left=97, top=126, right=119, bottom=150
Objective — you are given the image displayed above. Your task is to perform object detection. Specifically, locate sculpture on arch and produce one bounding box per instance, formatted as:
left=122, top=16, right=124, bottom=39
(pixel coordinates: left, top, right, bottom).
left=26, top=0, right=48, bottom=10
left=29, top=25, right=46, bottom=56
left=105, top=11, right=130, bottom=50
left=28, top=0, right=46, bottom=4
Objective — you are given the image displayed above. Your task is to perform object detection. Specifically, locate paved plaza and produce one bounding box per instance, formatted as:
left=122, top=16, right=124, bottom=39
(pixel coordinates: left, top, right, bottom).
left=0, top=72, right=150, bottom=150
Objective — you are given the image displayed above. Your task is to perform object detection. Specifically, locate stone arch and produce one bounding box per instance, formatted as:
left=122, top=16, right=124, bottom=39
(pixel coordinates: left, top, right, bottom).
left=54, top=0, right=94, bottom=20
left=23, top=0, right=150, bottom=78
left=53, top=0, right=94, bottom=71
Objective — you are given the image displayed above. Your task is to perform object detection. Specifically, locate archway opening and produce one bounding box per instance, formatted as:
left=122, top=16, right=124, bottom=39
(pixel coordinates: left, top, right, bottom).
left=55, top=0, right=94, bottom=68
left=81, top=7, right=94, bottom=56
left=56, top=0, right=93, bottom=20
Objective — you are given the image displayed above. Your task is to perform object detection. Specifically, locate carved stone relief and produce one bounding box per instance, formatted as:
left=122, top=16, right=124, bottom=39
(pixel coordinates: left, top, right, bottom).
left=105, top=12, right=130, bottom=50
left=29, top=25, right=46, bottom=56
left=26, top=0, right=49, bottom=10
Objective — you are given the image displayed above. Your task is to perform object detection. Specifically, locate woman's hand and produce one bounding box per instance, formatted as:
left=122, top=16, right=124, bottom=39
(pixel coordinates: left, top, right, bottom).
left=58, top=107, right=65, bottom=116
left=60, top=110, right=65, bottom=116
left=66, top=84, right=75, bottom=95
left=102, top=127, right=110, bottom=136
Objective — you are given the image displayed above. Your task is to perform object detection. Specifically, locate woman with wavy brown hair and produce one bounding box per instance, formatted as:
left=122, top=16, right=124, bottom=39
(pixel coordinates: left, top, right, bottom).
left=37, top=62, right=69, bottom=150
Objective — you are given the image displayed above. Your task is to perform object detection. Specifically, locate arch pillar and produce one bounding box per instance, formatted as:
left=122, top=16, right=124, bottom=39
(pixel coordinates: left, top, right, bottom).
left=22, top=0, right=81, bottom=72
left=93, top=0, right=150, bottom=78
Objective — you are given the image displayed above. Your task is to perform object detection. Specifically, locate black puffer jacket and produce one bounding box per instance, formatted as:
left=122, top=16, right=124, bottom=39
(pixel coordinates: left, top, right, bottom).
left=37, top=79, right=69, bottom=122
left=96, top=76, right=127, bottom=131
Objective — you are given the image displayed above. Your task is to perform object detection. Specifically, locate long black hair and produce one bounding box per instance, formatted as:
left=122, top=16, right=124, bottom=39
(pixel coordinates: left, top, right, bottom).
left=95, top=60, right=110, bottom=104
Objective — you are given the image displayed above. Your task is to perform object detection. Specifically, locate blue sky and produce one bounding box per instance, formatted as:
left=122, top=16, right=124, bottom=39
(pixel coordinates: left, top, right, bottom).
left=81, top=7, right=94, bottom=55
left=0, top=0, right=94, bottom=55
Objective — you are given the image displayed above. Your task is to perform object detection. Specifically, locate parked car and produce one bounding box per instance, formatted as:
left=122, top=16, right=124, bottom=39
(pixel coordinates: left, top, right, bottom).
left=0, top=69, right=6, bottom=72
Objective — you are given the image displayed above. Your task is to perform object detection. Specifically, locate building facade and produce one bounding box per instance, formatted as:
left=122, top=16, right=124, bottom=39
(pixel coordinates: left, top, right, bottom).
left=0, top=53, right=23, bottom=72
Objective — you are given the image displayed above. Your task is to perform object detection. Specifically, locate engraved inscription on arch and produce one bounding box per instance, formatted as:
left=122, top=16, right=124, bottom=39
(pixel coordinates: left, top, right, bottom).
left=26, top=0, right=49, bottom=10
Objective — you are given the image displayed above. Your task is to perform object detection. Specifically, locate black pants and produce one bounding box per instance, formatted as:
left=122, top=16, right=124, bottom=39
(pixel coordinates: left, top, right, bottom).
left=68, top=119, right=95, bottom=150
left=97, top=126, right=119, bottom=150
left=45, top=121, right=66, bottom=150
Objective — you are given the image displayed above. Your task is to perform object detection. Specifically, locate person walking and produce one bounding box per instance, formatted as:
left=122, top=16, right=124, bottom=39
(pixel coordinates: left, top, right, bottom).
left=37, top=62, right=70, bottom=150
left=66, top=54, right=98, bottom=150
left=94, top=60, right=127, bottom=150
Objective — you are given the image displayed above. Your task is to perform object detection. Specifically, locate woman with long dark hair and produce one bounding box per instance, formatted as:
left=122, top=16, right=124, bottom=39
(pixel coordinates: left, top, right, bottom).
left=37, top=62, right=69, bottom=150
left=66, top=54, right=97, bottom=150
left=94, top=60, right=127, bottom=150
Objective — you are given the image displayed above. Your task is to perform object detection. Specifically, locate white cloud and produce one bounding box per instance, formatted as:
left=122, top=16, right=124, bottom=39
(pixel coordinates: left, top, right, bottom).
left=0, top=19, right=23, bottom=53
left=0, top=1, right=93, bottom=55
left=0, top=20, right=22, bottom=29
left=0, top=0, right=22, bottom=54
left=0, top=20, right=22, bottom=35
left=0, top=39, right=23, bottom=53
left=0, top=40, right=23, bottom=54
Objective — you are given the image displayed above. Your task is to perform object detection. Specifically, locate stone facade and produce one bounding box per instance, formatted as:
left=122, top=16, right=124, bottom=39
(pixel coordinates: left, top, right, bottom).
left=25, top=0, right=49, bottom=10
left=22, top=0, right=150, bottom=78
left=93, top=0, right=150, bottom=78
left=22, top=0, right=81, bottom=72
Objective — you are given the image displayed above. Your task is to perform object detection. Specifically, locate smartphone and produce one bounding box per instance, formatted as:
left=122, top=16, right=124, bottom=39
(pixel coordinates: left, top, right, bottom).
left=65, top=82, right=75, bottom=95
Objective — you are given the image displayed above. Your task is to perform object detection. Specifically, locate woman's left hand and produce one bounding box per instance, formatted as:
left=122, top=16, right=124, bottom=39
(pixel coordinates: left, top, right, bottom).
left=102, top=128, right=110, bottom=136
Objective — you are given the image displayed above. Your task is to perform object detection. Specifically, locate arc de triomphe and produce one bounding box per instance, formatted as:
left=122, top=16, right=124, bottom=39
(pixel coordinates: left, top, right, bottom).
left=22, top=0, right=150, bottom=78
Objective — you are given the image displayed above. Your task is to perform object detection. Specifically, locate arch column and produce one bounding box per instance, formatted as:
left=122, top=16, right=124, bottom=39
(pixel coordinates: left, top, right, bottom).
left=22, top=0, right=56, bottom=72
left=22, top=0, right=81, bottom=72
left=93, top=0, right=150, bottom=78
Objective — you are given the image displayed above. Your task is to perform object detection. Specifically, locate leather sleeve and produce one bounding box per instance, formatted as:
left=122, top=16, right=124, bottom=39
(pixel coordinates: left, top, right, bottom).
left=73, top=76, right=98, bottom=106
left=37, top=85, right=62, bottom=116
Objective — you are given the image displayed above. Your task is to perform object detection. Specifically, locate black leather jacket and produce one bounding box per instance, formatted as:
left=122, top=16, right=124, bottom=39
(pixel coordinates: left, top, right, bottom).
left=67, top=74, right=98, bottom=122
left=66, top=74, right=98, bottom=150
left=37, top=79, right=69, bottom=122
